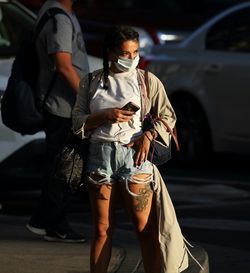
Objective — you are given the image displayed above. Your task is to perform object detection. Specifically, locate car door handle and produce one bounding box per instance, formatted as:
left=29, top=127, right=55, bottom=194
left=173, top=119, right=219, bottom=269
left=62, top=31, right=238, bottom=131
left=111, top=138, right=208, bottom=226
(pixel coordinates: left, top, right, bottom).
left=204, top=64, right=222, bottom=74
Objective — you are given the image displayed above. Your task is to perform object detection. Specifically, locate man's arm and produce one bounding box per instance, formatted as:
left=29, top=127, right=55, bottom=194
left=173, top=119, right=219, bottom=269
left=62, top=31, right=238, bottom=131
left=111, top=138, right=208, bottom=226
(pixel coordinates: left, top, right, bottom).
left=53, top=51, right=81, bottom=93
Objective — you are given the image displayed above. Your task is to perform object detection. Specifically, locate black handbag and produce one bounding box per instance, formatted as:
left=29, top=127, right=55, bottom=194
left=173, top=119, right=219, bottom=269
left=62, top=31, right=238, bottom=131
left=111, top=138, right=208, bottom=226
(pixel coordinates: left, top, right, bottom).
left=143, top=71, right=180, bottom=165
left=53, top=132, right=89, bottom=193
left=143, top=116, right=179, bottom=165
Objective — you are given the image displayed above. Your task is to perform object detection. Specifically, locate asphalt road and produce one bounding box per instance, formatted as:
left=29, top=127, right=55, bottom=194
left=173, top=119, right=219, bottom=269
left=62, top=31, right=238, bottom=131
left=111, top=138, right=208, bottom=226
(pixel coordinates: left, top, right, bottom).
left=0, top=153, right=250, bottom=273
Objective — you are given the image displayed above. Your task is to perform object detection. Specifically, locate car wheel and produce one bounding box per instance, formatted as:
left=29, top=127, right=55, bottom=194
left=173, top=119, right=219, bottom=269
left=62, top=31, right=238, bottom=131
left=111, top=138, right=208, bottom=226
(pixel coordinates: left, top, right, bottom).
left=171, top=94, right=211, bottom=162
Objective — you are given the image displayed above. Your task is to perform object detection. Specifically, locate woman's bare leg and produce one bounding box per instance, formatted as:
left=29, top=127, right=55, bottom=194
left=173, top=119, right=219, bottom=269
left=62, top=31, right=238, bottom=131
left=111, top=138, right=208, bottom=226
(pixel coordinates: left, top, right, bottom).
left=88, top=176, right=117, bottom=273
left=120, top=174, right=161, bottom=273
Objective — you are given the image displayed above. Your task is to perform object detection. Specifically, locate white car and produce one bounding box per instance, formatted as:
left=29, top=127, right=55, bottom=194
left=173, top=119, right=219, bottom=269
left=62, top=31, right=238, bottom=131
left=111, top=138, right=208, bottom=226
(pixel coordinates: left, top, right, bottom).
left=0, top=0, right=101, bottom=186
left=145, top=2, right=250, bottom=161
left=0, top=1, right=44, bottom=168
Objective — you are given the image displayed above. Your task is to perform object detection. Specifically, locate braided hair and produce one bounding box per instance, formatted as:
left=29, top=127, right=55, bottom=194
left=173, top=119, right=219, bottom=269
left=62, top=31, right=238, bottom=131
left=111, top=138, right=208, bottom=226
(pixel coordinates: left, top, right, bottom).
left=102, top=26, right=139, bottom=90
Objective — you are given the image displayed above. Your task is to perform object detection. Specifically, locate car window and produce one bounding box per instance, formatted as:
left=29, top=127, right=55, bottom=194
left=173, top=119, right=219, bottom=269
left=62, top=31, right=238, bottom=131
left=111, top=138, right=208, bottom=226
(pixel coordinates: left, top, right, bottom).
left=226, top=8, right=250, bottom=52
left=0, top=3, right=34, bottom=57
left=206, top=7, right=250, bottom=53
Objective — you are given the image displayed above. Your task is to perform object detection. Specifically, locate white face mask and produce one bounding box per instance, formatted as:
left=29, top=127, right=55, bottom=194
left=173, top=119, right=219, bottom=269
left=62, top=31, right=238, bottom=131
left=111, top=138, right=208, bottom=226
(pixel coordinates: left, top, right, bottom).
left=114, top=55, right=140, bottom=72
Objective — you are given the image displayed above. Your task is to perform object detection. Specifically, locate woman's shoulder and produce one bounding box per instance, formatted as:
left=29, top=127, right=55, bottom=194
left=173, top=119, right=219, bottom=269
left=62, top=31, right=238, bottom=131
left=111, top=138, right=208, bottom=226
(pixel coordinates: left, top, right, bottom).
left=137, top=68, right=160, bottom=82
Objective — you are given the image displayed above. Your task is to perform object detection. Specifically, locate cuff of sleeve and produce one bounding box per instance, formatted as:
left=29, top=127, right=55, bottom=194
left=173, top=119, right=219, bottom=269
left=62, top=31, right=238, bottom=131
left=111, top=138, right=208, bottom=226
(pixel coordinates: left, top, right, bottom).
left=73, top=115, right=90, bottom=139
left=148, top=128, right=158, bottom=139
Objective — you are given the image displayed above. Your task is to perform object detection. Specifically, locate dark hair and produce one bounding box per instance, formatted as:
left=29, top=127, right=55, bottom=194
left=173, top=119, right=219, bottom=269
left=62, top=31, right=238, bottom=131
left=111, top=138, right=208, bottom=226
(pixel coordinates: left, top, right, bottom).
left=102, top=26, right=139, bottom=89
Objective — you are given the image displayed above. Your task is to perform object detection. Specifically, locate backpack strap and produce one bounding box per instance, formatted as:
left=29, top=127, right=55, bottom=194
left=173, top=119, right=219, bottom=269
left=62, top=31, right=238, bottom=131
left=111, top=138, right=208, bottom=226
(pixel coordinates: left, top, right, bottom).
left=34, top=7, right=75, bottom=41
left=144, top=70, right=180, bottom=151
left=35, top=8, right=76, bottom=110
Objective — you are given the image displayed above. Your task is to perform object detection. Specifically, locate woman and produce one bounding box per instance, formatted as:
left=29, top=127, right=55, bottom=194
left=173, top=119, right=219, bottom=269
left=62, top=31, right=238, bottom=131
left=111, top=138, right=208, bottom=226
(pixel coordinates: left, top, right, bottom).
left=72, top=26, right=189, bottom=273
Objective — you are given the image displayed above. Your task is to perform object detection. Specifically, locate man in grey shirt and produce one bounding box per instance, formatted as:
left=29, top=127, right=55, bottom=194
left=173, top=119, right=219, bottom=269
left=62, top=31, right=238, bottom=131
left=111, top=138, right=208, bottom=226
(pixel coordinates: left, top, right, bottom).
left=26, top=0, right=89, bottom=242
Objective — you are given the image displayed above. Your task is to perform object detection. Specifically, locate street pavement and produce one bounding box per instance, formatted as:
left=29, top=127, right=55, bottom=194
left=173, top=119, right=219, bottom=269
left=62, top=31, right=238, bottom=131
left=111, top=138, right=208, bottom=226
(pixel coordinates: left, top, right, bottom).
left=1, top=212, right=250, bottom=273
left=1, top=171, right=250, bottom=273
left=0, top=214, right=210, bottom=273
left=0, top=215, right=123, bottom=273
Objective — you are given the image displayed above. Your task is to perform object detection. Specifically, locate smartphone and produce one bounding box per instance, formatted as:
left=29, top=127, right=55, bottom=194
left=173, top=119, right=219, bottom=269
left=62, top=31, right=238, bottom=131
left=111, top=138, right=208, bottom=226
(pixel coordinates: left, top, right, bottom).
left=121, top=101, right=140, bottom=112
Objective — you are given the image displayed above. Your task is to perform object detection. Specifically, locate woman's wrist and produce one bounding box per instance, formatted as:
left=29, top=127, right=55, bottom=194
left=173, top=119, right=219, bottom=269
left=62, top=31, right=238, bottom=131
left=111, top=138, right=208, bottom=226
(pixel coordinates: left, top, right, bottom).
left=144, top=130, right=155, bottom=142
left=146, top=129, right=157, bottom=140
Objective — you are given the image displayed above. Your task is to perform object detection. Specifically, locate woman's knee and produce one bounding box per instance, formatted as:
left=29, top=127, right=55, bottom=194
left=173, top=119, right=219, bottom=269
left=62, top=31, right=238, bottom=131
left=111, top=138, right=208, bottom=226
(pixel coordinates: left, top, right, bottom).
left=134, top=210, right=157, bottom=231
left=134, top=219, right=148, bottom=233
left=94, top=221, right=114, bottom=239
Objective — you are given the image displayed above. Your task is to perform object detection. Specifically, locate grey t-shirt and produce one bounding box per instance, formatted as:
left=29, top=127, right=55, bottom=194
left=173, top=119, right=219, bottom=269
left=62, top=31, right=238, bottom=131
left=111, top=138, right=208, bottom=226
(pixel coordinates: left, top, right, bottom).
left=36, top=0, right=89, bottom=118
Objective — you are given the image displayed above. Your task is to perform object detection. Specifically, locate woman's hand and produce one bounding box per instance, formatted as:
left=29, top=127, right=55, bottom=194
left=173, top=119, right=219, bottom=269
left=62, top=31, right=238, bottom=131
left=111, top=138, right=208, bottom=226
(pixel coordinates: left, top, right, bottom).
left=105, top=108, right=135, bottom=123
left=85, top=108, right=135, bottom=131
left=127, top=132, right=153, bottom=166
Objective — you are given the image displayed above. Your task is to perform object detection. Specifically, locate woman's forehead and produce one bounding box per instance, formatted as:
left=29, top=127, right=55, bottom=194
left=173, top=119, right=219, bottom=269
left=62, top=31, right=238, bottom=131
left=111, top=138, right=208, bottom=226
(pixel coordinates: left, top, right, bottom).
left=118, top=40, right=139, bottom=51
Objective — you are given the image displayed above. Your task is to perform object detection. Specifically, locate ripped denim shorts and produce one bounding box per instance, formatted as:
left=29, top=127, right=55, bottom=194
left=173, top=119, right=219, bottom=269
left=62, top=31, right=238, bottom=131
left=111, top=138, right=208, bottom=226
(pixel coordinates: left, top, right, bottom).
left=86, top=142, right=153, bottom=194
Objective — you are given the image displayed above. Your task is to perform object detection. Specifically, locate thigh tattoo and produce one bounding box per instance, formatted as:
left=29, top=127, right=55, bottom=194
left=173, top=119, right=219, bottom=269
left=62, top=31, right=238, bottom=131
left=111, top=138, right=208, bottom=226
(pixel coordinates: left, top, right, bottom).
left=134, top=183, right=153, bottom=212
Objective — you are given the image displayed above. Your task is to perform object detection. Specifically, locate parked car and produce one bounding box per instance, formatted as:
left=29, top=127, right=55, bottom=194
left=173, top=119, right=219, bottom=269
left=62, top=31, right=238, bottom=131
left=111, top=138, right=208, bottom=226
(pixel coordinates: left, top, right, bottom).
left=144, top=2, right=250, bottom=161
left=19, top=0, right=250, bottom=67
left=74, top=0, right=248, bottom=58
left=0, top=1, right=40, bottom=153
left=17, top=0, right=44, bottom=11
left=0, top=0, right=101, bottom=189
left=20, top=0, right=242, bottom=58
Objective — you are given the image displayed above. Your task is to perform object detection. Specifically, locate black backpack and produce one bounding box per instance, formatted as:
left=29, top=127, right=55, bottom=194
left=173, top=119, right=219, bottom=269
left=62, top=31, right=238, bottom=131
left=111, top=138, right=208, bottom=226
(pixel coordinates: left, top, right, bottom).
left=1, top=8, right=74, bottom=135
